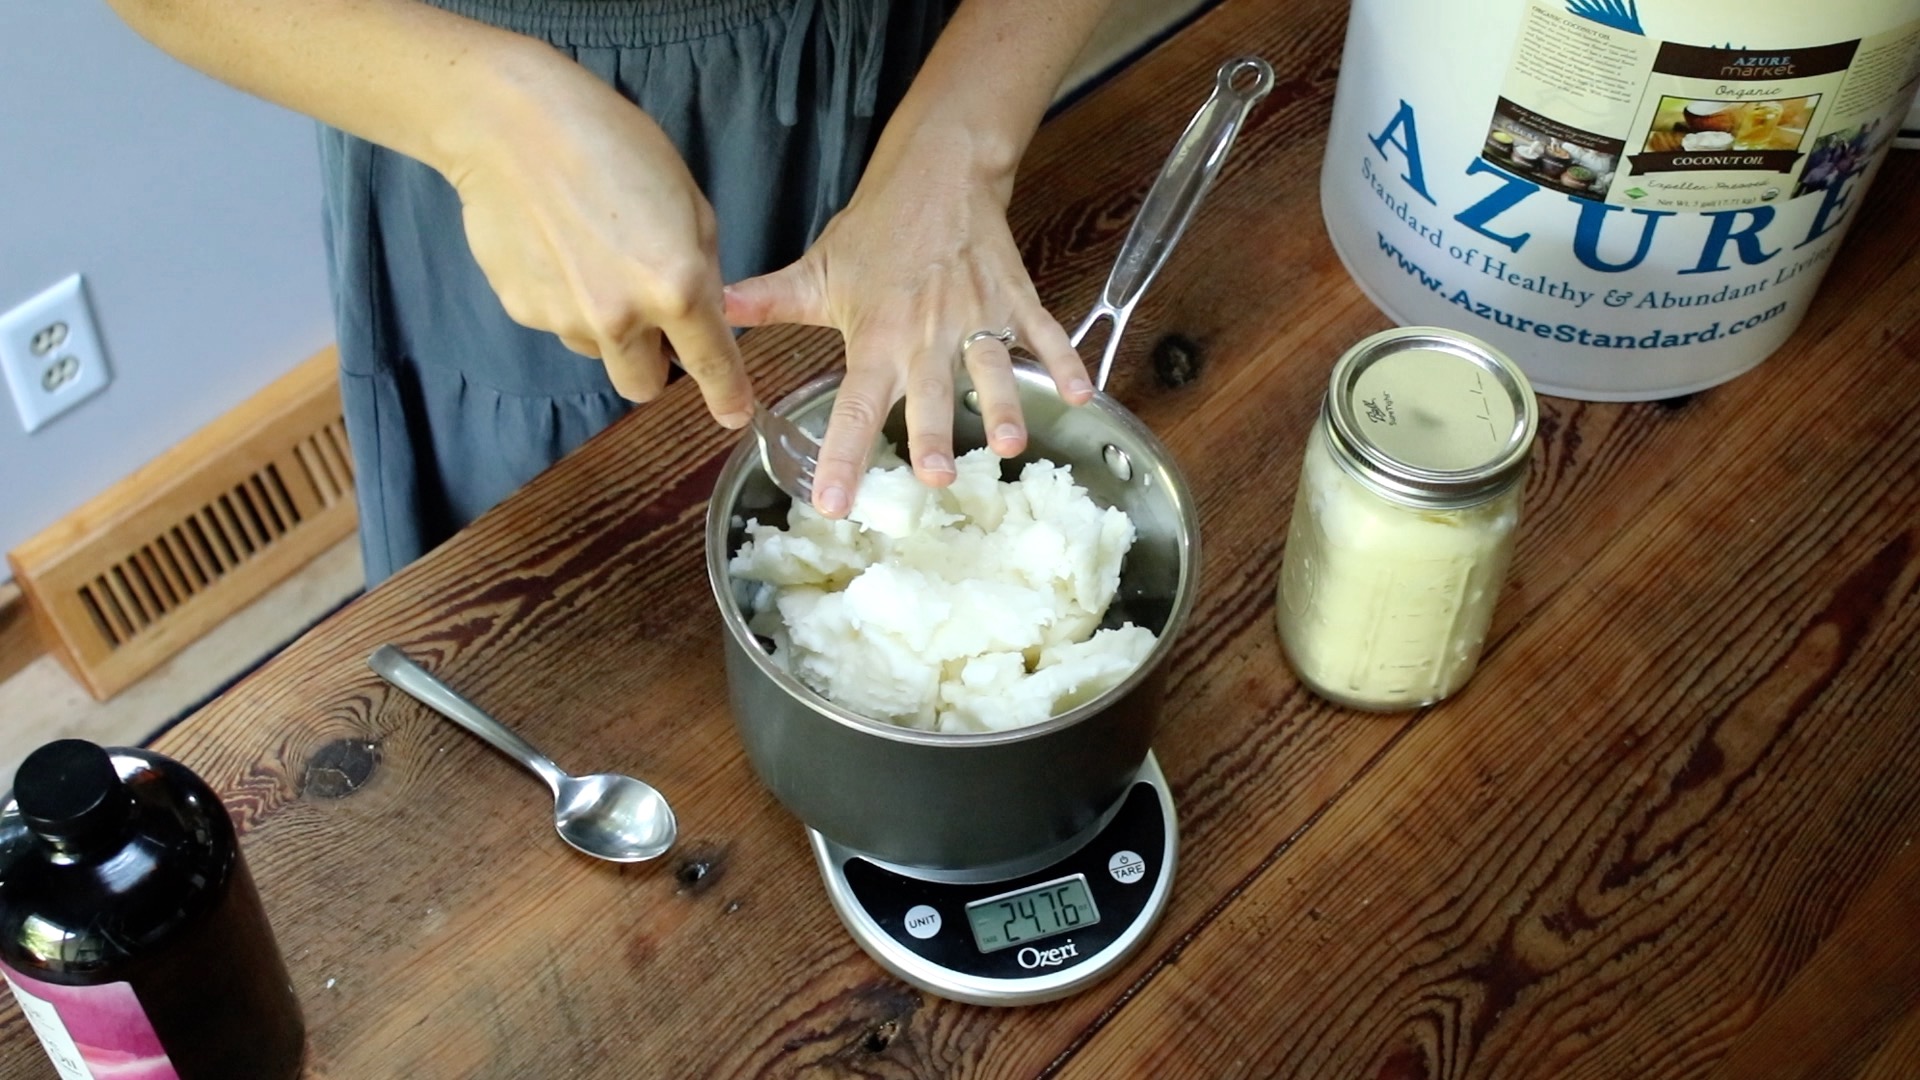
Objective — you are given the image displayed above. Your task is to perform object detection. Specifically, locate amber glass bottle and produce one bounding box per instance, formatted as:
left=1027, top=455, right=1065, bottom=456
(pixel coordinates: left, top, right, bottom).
left=0, top=739, right=305, bottom=1079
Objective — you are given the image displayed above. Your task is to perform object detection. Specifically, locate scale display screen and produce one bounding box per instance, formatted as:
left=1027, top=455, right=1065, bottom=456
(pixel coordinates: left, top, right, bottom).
left=964, top=874, right=1101, bottom=953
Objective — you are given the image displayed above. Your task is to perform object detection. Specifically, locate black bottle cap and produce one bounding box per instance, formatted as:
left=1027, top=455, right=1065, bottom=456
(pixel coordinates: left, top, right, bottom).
left=14, top=739, right=131, bottom=845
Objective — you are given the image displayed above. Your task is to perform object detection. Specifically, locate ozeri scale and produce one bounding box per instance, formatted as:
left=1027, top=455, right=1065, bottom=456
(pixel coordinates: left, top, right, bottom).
left=808, top=753, right=1176, bottom=1006
left=731, top=55, right=1270, bottom=1011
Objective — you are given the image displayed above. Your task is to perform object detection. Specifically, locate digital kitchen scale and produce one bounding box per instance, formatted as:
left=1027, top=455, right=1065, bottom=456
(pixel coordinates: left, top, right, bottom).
left=810, top=753, right=1177, bottom=1006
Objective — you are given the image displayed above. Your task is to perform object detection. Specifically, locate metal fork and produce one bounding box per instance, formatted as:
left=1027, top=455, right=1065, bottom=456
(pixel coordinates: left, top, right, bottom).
left=751, top=396, right=818, bottom=505
left=1070, top=56, right=1274, bottom=391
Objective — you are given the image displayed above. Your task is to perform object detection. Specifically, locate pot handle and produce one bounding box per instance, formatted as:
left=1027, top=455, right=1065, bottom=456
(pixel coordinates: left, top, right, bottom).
left=1070, top=56, right=1275, bottom=391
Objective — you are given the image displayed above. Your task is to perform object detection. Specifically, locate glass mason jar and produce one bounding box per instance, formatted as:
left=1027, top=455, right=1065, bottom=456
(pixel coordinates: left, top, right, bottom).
left=1277, top=327, right=1538, bottom=711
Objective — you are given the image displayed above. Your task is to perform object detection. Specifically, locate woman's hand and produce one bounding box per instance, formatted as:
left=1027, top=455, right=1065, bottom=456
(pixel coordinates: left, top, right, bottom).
left=722, top=0, right=1113, bottom=518
left=443, top=46, right=754, bottom=427
left=103, top=0, right=756, bottom=429
left=723, top=142, right=1093, bottom=517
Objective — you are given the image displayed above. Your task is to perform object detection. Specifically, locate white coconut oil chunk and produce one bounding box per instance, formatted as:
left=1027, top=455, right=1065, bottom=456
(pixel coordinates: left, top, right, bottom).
left=730, top=447, right=1155, bottom=733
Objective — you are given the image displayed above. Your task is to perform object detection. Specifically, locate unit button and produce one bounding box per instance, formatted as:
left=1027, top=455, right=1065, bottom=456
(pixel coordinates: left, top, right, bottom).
left=1108, top=850, right=1147, bottom=884
left=903, top=904, right=943, bottom=939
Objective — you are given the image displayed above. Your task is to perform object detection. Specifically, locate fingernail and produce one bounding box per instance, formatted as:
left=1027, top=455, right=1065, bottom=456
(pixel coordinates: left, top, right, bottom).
left=818, top=485, right=849, bottom=516
left=1068, top=378, right=1094, bottom=397
left=921, top=453, right=955, bottom=476
left=994, top=424, right=1023, bottom=444
left=718, top=410, right=752, bottom=429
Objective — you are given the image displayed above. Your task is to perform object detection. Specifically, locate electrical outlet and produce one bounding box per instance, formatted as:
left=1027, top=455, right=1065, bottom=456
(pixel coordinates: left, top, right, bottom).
left=0, top=274, right=113, bottom=433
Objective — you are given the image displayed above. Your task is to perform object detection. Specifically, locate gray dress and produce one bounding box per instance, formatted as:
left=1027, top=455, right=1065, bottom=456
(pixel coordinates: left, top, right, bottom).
left=319, top=0, right=954, bottom=584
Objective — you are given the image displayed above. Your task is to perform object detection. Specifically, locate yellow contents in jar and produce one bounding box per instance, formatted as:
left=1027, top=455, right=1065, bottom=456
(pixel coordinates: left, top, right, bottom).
left=1275, top=429, right=1522, bottom=711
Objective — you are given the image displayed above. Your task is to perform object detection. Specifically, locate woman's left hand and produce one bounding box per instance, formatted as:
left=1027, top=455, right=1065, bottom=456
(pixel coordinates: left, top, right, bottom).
left=723, top=144, right=1093, bottom=518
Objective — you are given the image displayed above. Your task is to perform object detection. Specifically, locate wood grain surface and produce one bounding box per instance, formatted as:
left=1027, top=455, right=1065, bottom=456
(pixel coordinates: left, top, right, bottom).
left=4, top=0, right=1918, bottom=1077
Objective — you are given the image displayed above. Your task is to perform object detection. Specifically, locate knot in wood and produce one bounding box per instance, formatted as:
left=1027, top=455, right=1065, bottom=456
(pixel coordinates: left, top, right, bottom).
left=1152, top=333, right=1204, bottom=389
left=861, top=1020, right=898, bottom=1054
left=673, top=843, right=728, bottom=895
left=300, top=738, right=380, bottom=799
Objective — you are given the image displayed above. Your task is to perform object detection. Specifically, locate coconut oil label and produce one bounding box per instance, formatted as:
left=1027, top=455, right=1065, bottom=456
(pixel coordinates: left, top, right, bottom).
left=1321, top=0, right=1920, bottom=398
left=1482, top=0, right=1920, bottom=212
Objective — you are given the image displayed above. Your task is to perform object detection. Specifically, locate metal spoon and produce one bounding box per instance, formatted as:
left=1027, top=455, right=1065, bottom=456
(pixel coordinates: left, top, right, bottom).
left=368, top=645, right=676, bottom=862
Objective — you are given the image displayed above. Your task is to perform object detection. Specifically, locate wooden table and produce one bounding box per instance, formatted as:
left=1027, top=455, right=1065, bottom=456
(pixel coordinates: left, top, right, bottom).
left=9, top=0, right=1920, bottom=1075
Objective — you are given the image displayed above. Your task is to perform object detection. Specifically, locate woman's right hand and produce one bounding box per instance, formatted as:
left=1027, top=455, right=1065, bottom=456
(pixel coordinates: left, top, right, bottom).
left=101, top=0, right=751, bottom=426
left=440, top=44, right=754, bottom=428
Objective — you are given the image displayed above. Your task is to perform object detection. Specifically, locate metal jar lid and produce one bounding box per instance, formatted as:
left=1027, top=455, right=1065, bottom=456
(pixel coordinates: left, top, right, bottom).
left=1323, top=326, right=1538, bottom=509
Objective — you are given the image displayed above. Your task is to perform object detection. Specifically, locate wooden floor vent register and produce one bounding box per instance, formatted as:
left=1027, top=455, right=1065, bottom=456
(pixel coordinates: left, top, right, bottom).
left=7, top=348, right=357, bottom=700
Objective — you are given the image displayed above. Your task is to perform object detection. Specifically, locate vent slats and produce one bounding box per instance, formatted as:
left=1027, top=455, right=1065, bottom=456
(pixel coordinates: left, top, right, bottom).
left=294, top=442, right=328, bottom=503
left=151, top=536, right=195, bottom=601
left=246, top=477, right=284, bottom=538
left=136, top=558, right=170, bottom=615
left=162, top=529, right=205, bottom=589
left=63, top=427, right=362, bottom=651
left=215, top=495, right=259, bottom=557
left=13, top=348, right=356, bottom=697
left=321, top=422, right=355, bottom=484
left=118, top=566, right=156, bottom=628
left=230, top=490, right=265, bottom=552
left=133, top=547, right=179, bottom=611
left=296, top=421, right=357, bottom=509
left=100, top=570, right=144, bottom=633
left=244, top=483, right=277, bottom=541
left=78, top=585, right=123, bottom=647
left=262, top=466, right=303, bottom=529
left=296, top=438, right=343, bottom=508
left=190, top=511, right=231, bottom=575
left=328, top=422, right=354, bottom=476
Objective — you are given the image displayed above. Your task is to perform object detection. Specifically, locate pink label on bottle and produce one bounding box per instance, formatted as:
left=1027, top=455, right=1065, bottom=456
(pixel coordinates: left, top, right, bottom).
left=2, top=963, right=179, bottom=1080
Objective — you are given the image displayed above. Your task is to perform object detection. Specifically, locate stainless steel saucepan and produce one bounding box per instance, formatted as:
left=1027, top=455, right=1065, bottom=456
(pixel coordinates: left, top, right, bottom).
left=703, top=56, right=1269, bottom=870
left=706, top=365, right=1199, bottom=870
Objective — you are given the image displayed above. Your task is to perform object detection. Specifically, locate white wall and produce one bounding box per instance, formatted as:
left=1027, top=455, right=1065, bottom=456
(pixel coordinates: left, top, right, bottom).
left=0, top=3, right=334, bottom=583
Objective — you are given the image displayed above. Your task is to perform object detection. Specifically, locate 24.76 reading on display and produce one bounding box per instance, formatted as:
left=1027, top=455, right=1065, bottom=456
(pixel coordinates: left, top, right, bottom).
left=964, top=874, right=1101, bottom=953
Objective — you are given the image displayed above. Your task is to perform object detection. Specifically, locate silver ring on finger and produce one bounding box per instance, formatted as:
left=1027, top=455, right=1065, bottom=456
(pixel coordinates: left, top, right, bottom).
left=959, top=326, right=1017, bottom=357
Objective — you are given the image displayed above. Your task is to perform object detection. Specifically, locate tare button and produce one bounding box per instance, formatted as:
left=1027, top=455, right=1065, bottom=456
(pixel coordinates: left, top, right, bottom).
left=903, top=904, right=942, bottom=939
left=1108, top=850, right=1147, bottom=884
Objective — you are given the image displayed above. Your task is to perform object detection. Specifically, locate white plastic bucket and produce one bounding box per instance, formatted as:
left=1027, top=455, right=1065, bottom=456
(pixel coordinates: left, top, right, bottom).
left=1321, top=0, right=1920, bottom=400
